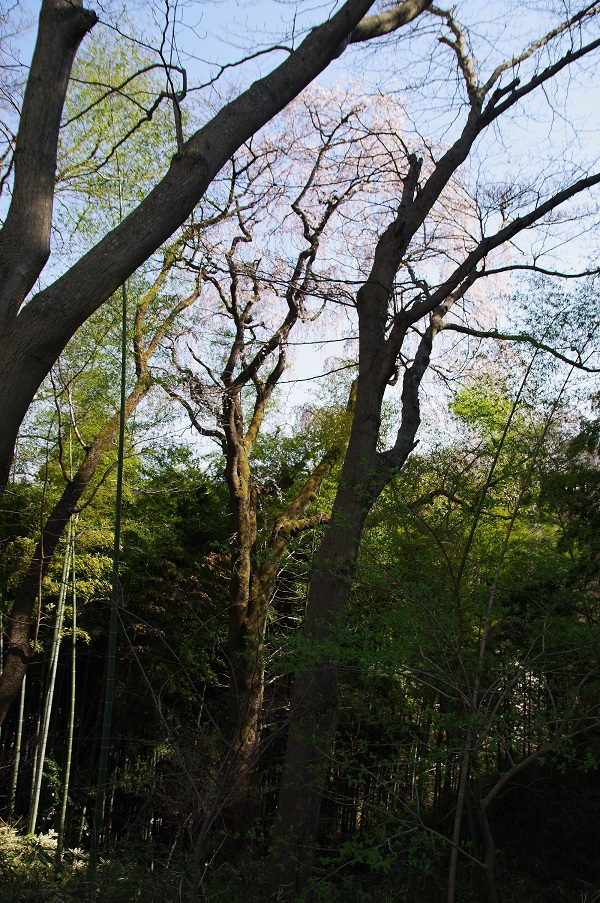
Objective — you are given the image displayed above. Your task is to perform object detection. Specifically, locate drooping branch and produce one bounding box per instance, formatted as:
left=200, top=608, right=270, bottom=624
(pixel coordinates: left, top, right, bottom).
left=162, top=384, right=226, bottom=448
left=480, top=263, right=600, bottom=280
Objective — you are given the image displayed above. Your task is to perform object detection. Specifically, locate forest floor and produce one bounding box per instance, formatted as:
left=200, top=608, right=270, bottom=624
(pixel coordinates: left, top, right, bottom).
left=1, top=825, right=599, bottom=903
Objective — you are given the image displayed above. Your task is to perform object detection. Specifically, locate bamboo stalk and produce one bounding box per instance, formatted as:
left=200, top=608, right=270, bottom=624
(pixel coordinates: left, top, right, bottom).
left=8, top=673, right=26, bottom=820
left=56, top=517, right=77, bottom=862
left=28, top=518, right=72, bottom=834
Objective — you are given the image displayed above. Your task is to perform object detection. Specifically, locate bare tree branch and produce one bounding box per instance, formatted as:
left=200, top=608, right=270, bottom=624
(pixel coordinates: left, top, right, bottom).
left=442, top=322, right=600, bottom=372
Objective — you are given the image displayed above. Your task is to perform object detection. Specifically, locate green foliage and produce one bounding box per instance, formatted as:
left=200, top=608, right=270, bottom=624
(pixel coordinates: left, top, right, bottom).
left=57, top=28, right=176, bottom=248
left=2, top=280, right=599, bottom=903
left=0, top=824, right=187, bottom=902
left=0, top=479, right=44, bottom=592
left=450, top=374, right=521, bottom=441
left=316, top=370, right=600, bottom=895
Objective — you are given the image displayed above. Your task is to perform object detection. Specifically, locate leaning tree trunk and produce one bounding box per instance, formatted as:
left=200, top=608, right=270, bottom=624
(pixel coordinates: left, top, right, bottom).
left=269, top=234, right=435, bottom=896
left=268, top=426, right=378, bottom=897
left=0, top=381, right=149, bottom=727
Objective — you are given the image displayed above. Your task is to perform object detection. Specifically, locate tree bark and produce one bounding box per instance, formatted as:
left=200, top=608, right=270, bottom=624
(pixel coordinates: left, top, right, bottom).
left=222, top=411, right=263, bottom=827
left=267, top=149, right=436, bottom=896
left=0, top=0, right=97, bottom=333
left=268, top=382, right=425, bottom=892
left=221, top=399, right=351, bottom=833
left=447, top=743, right=473, bottom=903
left=268, top=383, right=385, bottom=895
left=475, top=795, right=498, bottom=903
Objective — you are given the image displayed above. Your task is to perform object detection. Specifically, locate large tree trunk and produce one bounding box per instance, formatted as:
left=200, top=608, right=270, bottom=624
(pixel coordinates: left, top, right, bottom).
left=0, top=0, right=97, bottom=332
left=268, top=155, right=434, bottom=895
left=268, top=388, right=381, bottom=896
left=222, top=431, right=264, bottom=831
left=222, top=428, right=344, bottom=832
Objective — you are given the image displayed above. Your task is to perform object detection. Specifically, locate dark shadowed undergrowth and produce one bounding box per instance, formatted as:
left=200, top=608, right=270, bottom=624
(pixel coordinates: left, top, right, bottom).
left=1, top=823, right=598, bottom=903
